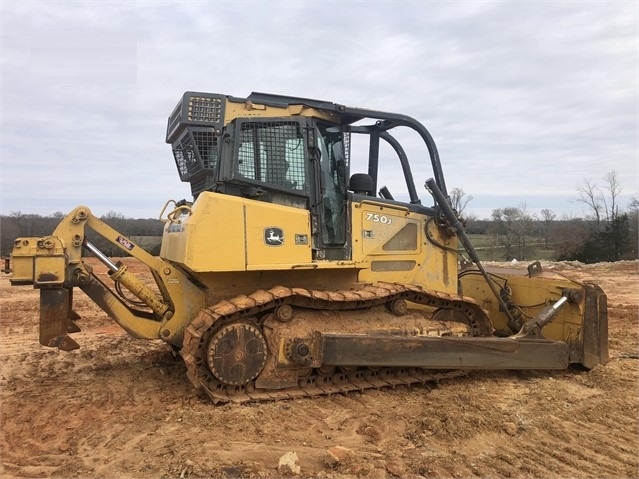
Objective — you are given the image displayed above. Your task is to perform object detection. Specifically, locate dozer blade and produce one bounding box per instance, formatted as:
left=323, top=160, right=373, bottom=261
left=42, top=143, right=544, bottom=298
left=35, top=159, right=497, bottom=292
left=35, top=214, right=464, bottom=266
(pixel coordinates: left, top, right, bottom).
left=40, top=288, right=80, bottom=351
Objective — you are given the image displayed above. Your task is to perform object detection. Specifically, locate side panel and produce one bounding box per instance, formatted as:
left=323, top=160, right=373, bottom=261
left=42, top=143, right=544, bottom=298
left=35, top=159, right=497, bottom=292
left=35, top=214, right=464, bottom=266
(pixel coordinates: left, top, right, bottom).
left=245, top=201, right=312, bottom=269
left=161, top=192, right=313, bottom=272
left=352, top=200, right=458, bottom=294
left=161, top=192, right=246, bottom=272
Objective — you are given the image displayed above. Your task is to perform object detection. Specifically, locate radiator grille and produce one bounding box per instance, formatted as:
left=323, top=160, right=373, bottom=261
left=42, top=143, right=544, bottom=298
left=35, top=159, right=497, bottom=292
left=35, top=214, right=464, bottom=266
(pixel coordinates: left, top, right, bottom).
left=187, top=95, right=223, bottom=123
left=167, top=92, right=225, bottom=143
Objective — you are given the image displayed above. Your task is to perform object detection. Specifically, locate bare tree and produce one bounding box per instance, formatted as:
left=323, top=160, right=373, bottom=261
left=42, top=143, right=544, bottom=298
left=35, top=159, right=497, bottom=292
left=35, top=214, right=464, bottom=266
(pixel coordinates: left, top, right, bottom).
left=552, top=213, right=590, bottom=260
left=539, top=208, right=556, bottom=248
left=449, top=187, right=473, bottom=219
left=101, top=211, right=127, bottom=220
left=10, top=211, right=39, bottom=236
left=490, top=205, right=535, bottom=261
left=575, top=178, right=603, bottom=230
left=513, top=203, right=534, bottom=261
left=575, top=170, right=623, bottom=231
left=602, top=170, right=621, bottom=221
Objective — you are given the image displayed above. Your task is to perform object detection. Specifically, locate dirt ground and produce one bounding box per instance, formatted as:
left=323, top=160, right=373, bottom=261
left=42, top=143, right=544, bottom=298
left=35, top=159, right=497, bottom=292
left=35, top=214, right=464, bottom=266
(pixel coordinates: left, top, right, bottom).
left=1, top=259, right=637, bottom=479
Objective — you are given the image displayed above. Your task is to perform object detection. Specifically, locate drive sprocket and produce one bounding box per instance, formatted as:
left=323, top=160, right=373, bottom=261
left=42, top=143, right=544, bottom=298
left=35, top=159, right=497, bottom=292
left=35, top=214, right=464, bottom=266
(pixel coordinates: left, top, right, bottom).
left=206, top=322, right=268, bottom=386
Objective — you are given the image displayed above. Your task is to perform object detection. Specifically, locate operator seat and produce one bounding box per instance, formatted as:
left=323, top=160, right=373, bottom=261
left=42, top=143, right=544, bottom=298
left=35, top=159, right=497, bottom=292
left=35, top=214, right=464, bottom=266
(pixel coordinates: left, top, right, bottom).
left=349, top=173, right=374, bottom=196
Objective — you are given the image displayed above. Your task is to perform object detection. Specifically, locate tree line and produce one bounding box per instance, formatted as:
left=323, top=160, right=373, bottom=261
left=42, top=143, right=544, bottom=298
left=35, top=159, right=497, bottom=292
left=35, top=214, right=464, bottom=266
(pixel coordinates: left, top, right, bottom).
left=442, top=169, right=635, bottom=263
left=0, top=211, right=164, bottom=257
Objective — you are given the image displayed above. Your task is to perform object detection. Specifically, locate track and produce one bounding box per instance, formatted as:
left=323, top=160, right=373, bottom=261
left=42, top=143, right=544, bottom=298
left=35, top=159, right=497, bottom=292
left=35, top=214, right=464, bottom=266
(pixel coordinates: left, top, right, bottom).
left=181, top=282, right=492, bottom=404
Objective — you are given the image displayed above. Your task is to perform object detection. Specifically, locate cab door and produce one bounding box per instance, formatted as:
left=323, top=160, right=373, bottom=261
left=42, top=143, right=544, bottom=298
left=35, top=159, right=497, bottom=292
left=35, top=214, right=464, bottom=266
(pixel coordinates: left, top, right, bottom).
left=309, top=122, right=351, bottom=261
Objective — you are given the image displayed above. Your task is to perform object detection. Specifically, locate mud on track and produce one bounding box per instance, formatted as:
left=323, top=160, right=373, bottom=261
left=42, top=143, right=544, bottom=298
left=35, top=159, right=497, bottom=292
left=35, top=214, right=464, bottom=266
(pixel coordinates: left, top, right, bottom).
left=1, top=259, right=637, bottom=478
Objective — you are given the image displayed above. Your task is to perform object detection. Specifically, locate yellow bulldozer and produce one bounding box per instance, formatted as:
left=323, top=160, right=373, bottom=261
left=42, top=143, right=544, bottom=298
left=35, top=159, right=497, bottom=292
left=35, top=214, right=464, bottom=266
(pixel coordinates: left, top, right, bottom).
left=6, top=92, right=608, bottom=403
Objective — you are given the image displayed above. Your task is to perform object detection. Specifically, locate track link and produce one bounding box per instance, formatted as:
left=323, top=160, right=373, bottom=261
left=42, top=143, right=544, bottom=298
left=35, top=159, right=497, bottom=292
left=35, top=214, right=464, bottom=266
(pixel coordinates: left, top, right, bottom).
left=181, top=282, right=492, bottom=404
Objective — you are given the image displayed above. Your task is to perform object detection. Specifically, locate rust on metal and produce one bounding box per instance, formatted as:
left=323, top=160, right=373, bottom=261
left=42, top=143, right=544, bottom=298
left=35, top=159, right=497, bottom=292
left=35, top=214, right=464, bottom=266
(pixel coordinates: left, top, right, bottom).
left=39, top=288, right=79, bottom=351
left=181, top=283, right=493, bottom=404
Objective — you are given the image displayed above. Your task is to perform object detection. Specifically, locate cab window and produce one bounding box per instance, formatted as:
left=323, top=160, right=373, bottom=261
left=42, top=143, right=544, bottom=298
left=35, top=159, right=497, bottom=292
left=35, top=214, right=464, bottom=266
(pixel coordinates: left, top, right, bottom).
left=317, top=124, right=347, bottom=245
left=236, top=120, right=307, bottom=193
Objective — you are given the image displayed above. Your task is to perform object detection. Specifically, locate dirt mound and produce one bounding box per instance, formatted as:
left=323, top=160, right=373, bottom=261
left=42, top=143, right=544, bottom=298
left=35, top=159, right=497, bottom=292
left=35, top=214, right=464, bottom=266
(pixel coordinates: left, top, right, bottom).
left=1, top=260, right=637, bottom=478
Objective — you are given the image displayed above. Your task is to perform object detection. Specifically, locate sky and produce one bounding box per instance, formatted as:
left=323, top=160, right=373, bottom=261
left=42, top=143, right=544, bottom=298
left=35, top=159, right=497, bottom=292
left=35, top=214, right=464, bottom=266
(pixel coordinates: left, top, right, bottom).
left=1, top=1, right=637, bottom=220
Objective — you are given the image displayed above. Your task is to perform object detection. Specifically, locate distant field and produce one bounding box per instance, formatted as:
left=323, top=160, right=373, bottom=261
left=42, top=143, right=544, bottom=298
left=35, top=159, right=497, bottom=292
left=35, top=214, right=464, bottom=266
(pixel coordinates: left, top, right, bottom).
left=130, top=235, right=162, bottom=252
left=465, top=234, right=557, bottom=262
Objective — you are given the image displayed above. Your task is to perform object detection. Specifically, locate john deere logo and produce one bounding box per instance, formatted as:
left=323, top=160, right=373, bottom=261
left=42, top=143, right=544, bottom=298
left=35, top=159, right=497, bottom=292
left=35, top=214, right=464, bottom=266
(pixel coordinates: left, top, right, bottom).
left=264, top=227, right=284, bottom=246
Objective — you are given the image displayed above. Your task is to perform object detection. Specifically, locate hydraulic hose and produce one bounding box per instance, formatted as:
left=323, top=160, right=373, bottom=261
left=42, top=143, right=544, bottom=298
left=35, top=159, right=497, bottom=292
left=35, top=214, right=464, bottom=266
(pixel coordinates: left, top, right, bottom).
left=425, top=178, right=517, bottom=328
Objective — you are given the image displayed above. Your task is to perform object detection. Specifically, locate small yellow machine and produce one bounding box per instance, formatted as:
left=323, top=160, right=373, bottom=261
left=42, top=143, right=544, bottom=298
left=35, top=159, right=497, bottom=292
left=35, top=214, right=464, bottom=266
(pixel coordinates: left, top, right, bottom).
left=7, top=92, right=608, bottom=403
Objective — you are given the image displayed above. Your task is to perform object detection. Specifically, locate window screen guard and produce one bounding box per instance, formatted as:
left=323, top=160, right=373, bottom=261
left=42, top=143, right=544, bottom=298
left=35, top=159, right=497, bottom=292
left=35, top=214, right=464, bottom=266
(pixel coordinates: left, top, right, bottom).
left=236, top=120, right=307, bottom=193
left=172, top=128, right=219, bottom=181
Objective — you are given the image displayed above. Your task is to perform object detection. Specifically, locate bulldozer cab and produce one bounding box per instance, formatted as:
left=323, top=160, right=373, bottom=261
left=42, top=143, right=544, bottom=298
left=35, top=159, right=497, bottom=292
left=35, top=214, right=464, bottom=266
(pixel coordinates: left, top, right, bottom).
left=231, top=118, right=350, bottom=257
left=166, top=91, right=443, bottom=262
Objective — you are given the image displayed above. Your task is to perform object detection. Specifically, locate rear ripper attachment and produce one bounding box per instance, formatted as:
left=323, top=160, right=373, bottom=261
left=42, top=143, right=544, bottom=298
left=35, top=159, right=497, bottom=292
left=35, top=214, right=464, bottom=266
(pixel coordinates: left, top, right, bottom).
left=10, top=235, right=81, bottom=351
left=8, top=206, right=204, bottom=353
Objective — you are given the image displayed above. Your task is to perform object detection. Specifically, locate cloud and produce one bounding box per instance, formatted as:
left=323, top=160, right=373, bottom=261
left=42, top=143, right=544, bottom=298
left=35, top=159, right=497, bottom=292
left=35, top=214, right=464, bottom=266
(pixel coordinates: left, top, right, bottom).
left=1, top=1, right=637, bottom=220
